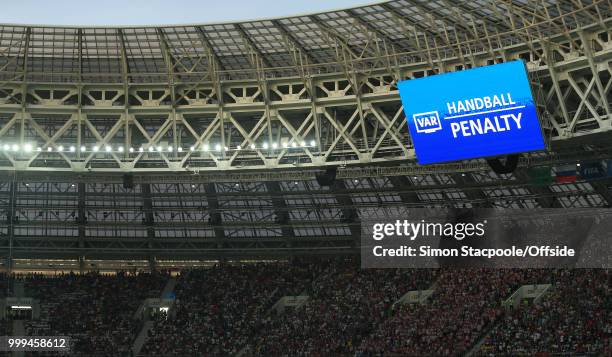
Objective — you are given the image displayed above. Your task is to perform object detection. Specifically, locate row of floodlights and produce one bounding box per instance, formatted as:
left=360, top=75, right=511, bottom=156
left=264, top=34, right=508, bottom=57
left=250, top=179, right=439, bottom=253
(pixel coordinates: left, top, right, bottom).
left=0, top=140, right=317, bottom=153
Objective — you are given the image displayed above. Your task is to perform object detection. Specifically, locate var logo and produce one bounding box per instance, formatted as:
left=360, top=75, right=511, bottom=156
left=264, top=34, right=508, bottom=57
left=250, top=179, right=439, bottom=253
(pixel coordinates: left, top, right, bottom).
left=413, top=111, right=442, bottom=134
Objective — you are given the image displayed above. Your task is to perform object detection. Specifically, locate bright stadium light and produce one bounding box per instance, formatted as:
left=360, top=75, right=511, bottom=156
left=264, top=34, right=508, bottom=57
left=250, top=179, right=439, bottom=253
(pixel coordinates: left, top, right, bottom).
left=202, top=144, right=209, bottom=151
left=156, top=146, right=162, bottom=152
left=139, top=147, right=144, bottom=152
left=177, top=147, right=183, bottom=152
left=69, top=146, right=76, bottom=152
left=250, top=143, right=256, bottom=150
left=301, top=140, right=306, bottom=146
left=310, top=140, right=316, bottom=147
left=167, top=146, right=173, bottom=152
left=272, top=143, right=278, bottom=149
left=36, top=147, right=42, bottom=152
left=47, top=147, right=53, bottom=152
left=3, top=144, right=9, bottom=150
left=282, top=142, right=288, bottom=148
left=291, top=142, right=297, bottom=148
left=93, top=146, right=99, bottom=152
left=11, top=144, right=19, bottom=152
left=57, top=145, right=64, bottom=152
left=80, top=146, right=86, bottom=152
left=129, top=147, right=134, bottom=153
left=24, top=143, right=33, bottom=152
left=118, top=146, right=124, bottom=153
left=105, top=145, right=112, bottom=152
left=224, top=146, right=228, bottom=151
left=263, top=142, right=269, bottom=149
left=190, top=146, right=195, bottom=151
left=236, top=145, right=241, bottom=150
left=148, top=146, right=154, bottom=152
left=215, top=144, right=221, bottom=151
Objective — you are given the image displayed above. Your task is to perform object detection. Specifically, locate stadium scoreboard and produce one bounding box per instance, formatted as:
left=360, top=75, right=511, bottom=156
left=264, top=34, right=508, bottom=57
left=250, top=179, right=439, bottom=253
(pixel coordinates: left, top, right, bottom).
left=398, top=60, right=545, bottom=165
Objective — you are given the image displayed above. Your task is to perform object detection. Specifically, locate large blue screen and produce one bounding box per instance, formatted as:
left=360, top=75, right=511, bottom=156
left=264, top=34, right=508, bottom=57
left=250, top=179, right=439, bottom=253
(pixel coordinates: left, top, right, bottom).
left=398, top=60, right=545, bottom=165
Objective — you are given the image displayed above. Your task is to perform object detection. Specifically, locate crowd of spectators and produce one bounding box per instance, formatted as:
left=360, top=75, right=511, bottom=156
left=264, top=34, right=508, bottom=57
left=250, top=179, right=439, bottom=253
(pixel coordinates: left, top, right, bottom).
left=23, top=271, right=168, bottom=356
left=0, top=265, right=608, bottom=356
left=0, top=317, right=9, bottom=341
left=246, top=261, right=436, bottom=356
left=357, top=269, right=554, bottom=356
left=478, top=269, right=611, bottom=356
left=141, top=260, right=323, bottom=356
left=0, top=273, right=11, bottom=345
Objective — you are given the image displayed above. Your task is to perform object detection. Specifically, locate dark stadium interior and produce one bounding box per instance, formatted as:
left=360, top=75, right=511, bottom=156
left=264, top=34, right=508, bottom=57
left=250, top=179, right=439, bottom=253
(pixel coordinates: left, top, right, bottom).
left=0, top=265, right=610, bottom=356
left=0, top=0, right=611, bottom=356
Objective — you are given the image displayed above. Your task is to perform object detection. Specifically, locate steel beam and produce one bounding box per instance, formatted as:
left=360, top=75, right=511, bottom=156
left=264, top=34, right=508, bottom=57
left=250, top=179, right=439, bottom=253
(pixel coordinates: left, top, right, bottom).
left=203, top=183, right=226, bottom=249
left=265, top=181, right=295, bottom=247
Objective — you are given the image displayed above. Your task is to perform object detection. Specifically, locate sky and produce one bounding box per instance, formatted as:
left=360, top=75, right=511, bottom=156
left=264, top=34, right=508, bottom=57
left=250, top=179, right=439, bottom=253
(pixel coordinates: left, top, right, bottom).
left=0, top=0, right=377, bottom=26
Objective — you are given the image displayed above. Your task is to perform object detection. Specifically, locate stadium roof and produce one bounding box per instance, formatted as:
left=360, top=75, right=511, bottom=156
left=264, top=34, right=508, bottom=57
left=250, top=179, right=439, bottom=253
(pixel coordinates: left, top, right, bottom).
left=0, top=0, right=607, bottom=174
left=0, top=0, right=607, bottom=81
left=0, top=0, right=610, bottom=266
